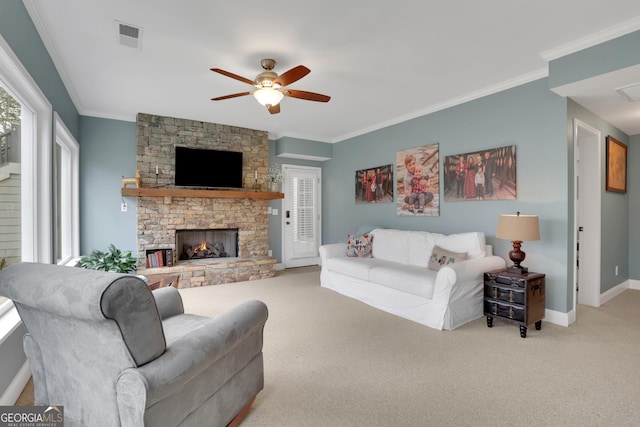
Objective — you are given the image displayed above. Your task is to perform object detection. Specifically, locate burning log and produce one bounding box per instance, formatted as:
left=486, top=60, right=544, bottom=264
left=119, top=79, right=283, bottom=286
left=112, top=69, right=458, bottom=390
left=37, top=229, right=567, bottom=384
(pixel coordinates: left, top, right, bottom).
left=183, top=241, right=227, bottom=259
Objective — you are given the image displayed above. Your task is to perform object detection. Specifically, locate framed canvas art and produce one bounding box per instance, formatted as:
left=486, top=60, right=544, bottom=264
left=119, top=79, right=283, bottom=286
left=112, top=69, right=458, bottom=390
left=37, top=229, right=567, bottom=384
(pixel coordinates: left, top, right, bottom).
left=396, top=143, right=439, bottom=216
left=443, top=145, right=517, bottom=202
left=606, top=136, right=627, bottom=193
left=355, top=164, right=394, bottom=204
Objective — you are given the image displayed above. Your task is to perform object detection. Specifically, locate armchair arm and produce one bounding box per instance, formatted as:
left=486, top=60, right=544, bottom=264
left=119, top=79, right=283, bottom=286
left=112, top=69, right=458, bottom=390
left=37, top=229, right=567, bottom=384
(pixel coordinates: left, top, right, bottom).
left=116, top=300, right=268, bottom=408
left=152, top=286, right=184, bottom=320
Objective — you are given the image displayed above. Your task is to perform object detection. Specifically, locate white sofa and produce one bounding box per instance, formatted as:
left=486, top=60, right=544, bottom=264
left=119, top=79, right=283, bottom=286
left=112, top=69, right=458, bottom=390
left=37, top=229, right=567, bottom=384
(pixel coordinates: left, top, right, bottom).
left=319, top=228, right=506, bottom=330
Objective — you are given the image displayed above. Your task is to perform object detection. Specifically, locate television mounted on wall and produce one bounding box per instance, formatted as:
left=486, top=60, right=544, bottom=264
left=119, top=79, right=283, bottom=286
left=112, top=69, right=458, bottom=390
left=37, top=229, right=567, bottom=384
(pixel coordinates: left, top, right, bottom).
left=174, top=146, right=243, bottom=189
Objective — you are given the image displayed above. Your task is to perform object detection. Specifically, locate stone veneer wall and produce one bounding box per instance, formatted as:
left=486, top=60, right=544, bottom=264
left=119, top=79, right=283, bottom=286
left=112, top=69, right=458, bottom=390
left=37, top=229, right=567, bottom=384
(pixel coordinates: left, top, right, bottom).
left=135, top=113, right=275, bottom=287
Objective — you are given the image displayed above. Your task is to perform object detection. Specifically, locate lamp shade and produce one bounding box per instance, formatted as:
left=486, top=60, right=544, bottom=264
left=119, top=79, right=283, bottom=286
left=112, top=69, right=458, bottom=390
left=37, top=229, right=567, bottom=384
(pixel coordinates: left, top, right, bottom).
left=253, top=88, right=284, bottom=106
left=496, top=213, right=540, bottom=242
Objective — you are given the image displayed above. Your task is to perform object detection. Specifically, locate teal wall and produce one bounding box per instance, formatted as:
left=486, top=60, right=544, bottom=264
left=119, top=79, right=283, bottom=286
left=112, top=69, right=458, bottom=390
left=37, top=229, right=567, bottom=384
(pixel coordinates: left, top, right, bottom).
left=275, top=137, right=333, bottom=160
left=549, top=31, right=640, bottom=90
left=323, top=78, right=570, bottom=312
left=79, top=116, right=137, bottom=254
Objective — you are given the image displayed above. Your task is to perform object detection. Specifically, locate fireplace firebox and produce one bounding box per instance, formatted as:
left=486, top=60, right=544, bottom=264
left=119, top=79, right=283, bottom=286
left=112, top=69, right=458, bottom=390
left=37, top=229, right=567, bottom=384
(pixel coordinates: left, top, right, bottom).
left=176, top=229, right=239, bottom=260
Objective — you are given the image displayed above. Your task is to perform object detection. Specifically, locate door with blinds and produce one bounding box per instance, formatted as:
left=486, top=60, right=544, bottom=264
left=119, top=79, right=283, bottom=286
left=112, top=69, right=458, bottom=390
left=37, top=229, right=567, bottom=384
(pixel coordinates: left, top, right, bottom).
left=282, top=165, right=321, bottom=268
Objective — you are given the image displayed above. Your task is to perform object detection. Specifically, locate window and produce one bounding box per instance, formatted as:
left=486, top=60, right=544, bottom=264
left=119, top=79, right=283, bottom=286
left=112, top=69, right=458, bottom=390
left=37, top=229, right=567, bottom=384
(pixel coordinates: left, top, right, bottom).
left=54, top=113, right=79, bottom=265
left=0, top=85, right=21, bottom=314
left=0, top=35, right=53, bottom=329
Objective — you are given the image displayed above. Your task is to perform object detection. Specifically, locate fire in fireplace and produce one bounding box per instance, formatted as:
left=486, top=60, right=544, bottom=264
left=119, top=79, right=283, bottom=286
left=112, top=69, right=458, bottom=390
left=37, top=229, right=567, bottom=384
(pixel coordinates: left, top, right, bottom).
left=176, top=229, right=239, bottom=260
left=185, top=241, right=228, bottom=259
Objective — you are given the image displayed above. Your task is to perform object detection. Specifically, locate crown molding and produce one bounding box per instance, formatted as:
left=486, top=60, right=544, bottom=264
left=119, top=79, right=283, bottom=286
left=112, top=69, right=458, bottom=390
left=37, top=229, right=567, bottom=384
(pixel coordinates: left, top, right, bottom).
left=540, top=16, right=640, bottom=61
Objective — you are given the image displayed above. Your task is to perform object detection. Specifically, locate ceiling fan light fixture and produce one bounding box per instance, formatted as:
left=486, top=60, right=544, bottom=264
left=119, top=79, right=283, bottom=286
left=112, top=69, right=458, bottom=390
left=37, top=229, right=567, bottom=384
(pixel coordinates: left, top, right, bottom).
left=211, top=59, right=330, bottom=113
left=253, top=88, right=284, bottom=106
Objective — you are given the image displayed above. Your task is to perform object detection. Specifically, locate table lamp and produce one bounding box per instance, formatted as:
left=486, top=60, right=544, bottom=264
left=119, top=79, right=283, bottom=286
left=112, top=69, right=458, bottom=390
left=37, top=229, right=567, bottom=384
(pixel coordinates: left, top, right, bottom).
left=496, top=212, right=540, bottom=274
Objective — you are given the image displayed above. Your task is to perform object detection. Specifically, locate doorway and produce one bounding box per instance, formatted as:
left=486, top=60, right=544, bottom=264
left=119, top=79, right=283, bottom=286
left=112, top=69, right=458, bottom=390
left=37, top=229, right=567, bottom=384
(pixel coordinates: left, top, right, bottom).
left=282, top=164, right=322, bottom=268
left=573, top=119, right=602, bottom=312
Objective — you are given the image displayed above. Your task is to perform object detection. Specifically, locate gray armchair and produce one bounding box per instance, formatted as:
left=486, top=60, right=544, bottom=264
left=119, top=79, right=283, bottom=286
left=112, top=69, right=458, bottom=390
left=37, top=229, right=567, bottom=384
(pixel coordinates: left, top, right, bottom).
left=0, top=262, right=268, bottom=427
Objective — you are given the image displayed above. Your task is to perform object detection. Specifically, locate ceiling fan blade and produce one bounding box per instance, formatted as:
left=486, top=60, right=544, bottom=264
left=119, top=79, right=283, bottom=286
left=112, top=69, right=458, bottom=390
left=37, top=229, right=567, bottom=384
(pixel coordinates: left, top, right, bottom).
left=283, top=89, right=330, bottom=102
left=274, top=65, right=310, bottom=87
left=267, top=104, right=281, bottom=114
left=211, top=92, right=251, bottom=101
left=210, top=68, right=255, bottom=86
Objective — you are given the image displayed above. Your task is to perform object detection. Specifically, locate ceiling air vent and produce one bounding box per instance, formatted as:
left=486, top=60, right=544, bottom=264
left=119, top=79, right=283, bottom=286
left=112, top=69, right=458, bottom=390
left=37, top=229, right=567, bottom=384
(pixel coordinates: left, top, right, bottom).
left=615, top=82, right=640, bottom=102
left=117, top=22, right=142, bottom=49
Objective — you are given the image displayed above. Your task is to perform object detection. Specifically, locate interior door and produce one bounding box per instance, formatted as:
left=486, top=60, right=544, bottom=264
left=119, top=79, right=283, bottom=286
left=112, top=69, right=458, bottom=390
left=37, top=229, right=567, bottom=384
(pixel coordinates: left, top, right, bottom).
left=574, top=119, right=602, bottom=309
left=282, top=165, right=321, bottom=268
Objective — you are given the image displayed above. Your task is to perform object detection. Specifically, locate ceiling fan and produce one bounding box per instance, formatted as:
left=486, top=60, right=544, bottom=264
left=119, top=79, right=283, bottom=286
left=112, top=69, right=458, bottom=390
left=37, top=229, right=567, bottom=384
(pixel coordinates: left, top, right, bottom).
left=210, top=59, right=331, bottom=114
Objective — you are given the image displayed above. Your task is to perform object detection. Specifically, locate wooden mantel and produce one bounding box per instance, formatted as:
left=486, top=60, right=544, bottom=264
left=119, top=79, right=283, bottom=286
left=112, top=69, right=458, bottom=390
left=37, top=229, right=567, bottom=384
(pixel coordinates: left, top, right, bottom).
left=121, top=187, right=284, bottom=200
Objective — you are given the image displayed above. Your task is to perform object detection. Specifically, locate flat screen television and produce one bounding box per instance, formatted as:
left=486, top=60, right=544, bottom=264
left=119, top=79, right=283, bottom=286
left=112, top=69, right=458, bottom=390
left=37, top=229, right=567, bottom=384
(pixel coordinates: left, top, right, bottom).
left=174, top=146, right=243, bottom=189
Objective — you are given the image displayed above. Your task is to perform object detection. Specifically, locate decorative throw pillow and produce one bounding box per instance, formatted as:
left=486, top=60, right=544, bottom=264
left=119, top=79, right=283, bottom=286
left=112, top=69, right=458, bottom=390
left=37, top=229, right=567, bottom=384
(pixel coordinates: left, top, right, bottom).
left=428, top=245, right=468, bottom=271
left=346, top=234, right=374, bottom=258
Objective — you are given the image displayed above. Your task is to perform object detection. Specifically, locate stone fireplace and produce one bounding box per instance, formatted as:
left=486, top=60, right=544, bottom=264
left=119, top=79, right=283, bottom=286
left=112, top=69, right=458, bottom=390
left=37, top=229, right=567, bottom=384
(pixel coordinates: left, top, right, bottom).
left=133, top=113, right=277, bottom=287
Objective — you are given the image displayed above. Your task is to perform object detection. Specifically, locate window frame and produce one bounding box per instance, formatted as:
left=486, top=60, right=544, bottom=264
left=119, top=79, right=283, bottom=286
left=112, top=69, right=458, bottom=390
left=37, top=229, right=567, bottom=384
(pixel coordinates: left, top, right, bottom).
left=0, top=34, right=53, bottom=334
left=54, top=112, right=79, bottom=265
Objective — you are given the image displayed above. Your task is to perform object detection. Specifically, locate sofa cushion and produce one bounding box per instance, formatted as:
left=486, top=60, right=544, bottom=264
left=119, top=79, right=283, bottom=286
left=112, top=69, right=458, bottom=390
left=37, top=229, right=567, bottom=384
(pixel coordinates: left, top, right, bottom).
left=326, top=256, right=377, bottom=280
left=346, top=234, right=374, bottom=257
left=437, top=232, right=486, bottom=259
left=428, top=245, right=469, bottom=271
left=369, top=261, right=438, bottom=299
left=407, top=231, right=445, bottom=267
left=371, top=229, right=410, bottom=264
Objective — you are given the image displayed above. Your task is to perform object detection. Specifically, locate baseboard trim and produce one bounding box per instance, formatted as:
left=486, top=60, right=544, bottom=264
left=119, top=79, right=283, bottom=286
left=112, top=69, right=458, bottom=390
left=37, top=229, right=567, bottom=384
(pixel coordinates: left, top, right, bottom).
left=600, top=280, right=631, bottom=305
left=0, top=361, right=30, bottom=405
left=544, top=308, right=572, bottom=327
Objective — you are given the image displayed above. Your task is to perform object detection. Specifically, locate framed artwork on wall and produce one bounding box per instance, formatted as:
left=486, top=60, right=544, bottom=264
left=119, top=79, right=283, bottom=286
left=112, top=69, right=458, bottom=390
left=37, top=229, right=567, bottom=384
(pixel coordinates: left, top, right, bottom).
left=443, top=145, right=517, bottom=202
left=396, top=143, right=439, bottom=216
left=355, top=164, right=394, bottom=204
left=606, top=136, right=627, bottom=193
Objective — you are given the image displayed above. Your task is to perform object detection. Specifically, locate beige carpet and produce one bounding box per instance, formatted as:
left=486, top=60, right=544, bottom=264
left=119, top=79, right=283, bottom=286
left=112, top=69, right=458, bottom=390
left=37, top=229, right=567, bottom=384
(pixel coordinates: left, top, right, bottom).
left=179, top=267, right=640, bottom=427
left=16, top=267, right=640, bottom=425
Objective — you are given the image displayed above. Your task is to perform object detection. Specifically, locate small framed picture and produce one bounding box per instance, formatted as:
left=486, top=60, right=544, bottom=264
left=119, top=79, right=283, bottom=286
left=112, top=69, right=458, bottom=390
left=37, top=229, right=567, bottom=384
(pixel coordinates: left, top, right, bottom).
left=606, top=136, right=627, bottom=193
left=355, top=164, right=394, bottom=204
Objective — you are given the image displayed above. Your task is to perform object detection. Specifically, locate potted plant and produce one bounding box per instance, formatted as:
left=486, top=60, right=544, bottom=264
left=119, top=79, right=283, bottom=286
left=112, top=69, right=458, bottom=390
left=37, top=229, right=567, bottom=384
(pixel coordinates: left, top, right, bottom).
left=78, top=244, right=137, bottom=273
left=262, top=163, right=285, bottom=192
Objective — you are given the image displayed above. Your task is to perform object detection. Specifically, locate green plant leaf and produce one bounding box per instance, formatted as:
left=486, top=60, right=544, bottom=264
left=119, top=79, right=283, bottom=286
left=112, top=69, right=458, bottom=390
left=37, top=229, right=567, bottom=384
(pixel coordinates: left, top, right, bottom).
left=78, top=244, right=137, bottom=273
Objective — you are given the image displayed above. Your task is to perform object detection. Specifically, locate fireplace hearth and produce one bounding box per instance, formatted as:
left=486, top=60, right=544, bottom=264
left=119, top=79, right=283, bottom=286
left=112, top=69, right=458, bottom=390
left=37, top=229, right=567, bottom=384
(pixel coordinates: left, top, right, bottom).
left=176, top=229, right=239, bottom=260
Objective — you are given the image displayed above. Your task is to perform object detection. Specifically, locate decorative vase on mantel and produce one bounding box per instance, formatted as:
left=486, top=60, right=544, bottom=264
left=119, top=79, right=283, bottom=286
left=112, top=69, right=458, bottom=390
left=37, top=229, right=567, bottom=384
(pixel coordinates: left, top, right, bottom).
left=263, top=163, right=284, bottom=192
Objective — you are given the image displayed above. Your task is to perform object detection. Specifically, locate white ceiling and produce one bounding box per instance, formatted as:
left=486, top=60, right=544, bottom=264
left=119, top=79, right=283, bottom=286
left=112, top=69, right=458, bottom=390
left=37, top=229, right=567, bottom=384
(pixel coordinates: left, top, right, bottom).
left=24, top=0, right=640, bottom=142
